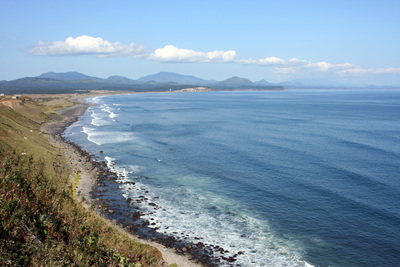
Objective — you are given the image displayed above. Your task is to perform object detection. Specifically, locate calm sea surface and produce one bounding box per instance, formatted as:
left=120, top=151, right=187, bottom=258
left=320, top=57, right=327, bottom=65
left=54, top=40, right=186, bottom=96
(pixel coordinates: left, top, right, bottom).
left=64, top=89, right=400, bottom=266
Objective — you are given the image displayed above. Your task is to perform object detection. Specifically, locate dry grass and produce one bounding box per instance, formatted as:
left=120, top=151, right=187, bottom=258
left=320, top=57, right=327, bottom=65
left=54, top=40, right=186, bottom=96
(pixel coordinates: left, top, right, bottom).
left=32, top=95, right=77, bottom=111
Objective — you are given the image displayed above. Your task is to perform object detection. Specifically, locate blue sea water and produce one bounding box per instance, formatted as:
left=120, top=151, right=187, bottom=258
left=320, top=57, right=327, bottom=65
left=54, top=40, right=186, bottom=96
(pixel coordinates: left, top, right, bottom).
left=63, top=89, right=400, bottom=266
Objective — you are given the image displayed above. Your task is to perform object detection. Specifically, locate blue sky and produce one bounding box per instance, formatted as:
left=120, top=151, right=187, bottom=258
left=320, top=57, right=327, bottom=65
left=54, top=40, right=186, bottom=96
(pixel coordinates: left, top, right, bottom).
left=1, top=0, right=400, bottom=85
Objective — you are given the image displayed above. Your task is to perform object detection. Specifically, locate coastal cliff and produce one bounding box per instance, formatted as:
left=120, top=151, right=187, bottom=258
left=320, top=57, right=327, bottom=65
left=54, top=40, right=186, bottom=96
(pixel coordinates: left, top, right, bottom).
left=0, top=95, right=165, bottom=266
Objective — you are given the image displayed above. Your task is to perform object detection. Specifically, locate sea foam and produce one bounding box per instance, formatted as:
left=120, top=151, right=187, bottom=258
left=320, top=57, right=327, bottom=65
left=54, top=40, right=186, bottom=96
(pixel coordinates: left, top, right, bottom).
left=114, top=168, right=309, bottom=266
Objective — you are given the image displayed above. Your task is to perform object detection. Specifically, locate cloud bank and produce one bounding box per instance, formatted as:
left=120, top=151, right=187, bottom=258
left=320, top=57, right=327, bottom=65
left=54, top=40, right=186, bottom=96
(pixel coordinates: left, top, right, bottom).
left=237, top=57, right=288, bottom=65
left=237, top=56, right=399, bottom=77
left=338, top=67, right=400, bottom=75
left=29, top=35, right=399, bottom=79
left=149, top=45, right=236, bottom=63
left=238, top=56, right=355, bottom=72
left=29, top=35, right=146, bottom=57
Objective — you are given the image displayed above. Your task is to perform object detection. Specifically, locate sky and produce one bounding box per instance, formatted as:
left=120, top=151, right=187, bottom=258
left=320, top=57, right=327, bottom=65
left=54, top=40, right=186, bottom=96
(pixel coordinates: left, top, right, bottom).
left=1, top=0, right=400, bottom=85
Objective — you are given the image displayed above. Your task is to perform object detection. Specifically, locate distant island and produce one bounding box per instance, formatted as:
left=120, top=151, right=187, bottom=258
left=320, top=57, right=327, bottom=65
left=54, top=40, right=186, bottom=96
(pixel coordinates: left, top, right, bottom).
left=1, top=71, right=398, bottom=95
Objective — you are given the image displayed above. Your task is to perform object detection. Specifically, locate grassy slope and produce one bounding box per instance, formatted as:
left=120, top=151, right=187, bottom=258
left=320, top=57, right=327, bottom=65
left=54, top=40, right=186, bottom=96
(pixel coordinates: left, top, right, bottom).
left=0, top=97, right=163, bottom=266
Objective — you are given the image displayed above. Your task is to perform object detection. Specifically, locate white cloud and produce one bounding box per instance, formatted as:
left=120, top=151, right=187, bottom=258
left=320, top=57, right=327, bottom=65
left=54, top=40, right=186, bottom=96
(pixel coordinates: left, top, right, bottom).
left=288, top=58, right=307, bottom=64
left=236, top=57, right=354, bottom=71
left=27, top=35, right=399, bottom=83
left=29, top=35, right=146, bottom=57
left=238, top=55, right=355, bottom=74
left=238, top=56, right=287, bottom=65
left=150, top=45, right=236, bottom=63
left=306, top=61, right=354, bottom=71
left=339, top=67, right=400, bottom=76
left=338, top=68, right=370, bottom=75
left=375, top=67, right=400, bottom=74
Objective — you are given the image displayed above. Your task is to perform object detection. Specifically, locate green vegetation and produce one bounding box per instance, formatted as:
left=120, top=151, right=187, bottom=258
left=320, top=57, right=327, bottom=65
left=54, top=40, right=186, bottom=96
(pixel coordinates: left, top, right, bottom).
left=0, top=71, right=284, bottom=95
left=0, top=77, right=197, bottom=94
left=34, top=96, right=77, bottom=111
left=0, top=97, right=163, bottom=266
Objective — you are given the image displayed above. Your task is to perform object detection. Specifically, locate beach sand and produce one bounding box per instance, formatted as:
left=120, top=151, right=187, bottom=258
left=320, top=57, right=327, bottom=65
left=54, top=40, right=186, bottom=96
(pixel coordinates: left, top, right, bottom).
left=39, top=93, right=204, bottom=267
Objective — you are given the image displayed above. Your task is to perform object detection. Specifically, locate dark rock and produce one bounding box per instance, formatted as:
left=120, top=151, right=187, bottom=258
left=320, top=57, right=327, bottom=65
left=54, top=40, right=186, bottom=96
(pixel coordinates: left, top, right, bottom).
left=227, top=256, right=237, bottom=262
left=132, top=211, right=142, bottom=220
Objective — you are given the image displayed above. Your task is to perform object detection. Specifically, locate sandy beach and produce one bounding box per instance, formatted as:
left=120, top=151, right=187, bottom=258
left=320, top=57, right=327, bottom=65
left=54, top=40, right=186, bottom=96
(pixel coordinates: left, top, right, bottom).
left=39, top=93, right=204, bottom=267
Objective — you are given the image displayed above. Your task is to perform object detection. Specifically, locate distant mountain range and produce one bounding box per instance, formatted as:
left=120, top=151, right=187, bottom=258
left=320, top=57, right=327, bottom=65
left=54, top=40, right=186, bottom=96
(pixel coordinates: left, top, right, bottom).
left=38, top=72, right=138, bottom=84
left=38, top=72, right=104, bottom=82
left=0, top=72, right=284, bottom=94
left=136, top=72, right=214, bottom=85
left=0, top=71, right=398, bottom=94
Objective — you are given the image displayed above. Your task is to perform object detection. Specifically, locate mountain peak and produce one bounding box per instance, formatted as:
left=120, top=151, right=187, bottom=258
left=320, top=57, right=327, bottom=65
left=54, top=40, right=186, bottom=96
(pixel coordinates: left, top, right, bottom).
left=38, top=72, right=103, bottom=81
left=105, top=75, right=136, bottom=84
left=218, top=76, right=253, bottom=86
left=255, top=79, right=271, bottom=86
left=136, top=72, right=211, bottom=85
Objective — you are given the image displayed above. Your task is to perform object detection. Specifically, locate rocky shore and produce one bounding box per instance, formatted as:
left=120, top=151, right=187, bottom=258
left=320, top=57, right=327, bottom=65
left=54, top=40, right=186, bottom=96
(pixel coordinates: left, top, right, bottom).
left=41, top=94, right=242, bottom=267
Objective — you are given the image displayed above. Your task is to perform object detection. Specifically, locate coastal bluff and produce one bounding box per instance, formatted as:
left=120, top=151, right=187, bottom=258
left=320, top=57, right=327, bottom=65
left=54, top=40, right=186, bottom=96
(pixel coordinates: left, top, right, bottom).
left=0, top=93, right=202, bottom=266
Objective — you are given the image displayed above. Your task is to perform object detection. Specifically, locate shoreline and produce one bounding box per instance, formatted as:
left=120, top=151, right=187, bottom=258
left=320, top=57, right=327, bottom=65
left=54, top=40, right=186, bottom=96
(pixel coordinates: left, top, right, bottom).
left=40, top=93, right=210, bottom=267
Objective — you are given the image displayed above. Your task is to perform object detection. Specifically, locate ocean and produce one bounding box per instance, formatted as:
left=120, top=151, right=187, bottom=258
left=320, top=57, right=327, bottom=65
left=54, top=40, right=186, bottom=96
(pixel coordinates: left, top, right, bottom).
left=63, top=89, right=400, bottom=266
